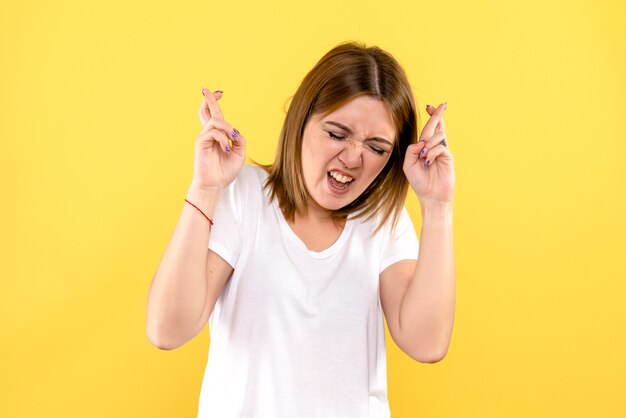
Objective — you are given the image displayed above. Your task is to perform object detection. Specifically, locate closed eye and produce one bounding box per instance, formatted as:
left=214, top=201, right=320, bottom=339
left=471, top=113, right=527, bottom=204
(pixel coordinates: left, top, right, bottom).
left=368, top=145, right=386, bottom=155
left=327, top=131, right=346, bottom=140
left=328, top=131, right=389, bottom=155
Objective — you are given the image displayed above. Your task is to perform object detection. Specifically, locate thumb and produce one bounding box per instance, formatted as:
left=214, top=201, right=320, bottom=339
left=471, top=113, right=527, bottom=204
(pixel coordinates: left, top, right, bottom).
left=403, top=143, right=422, bottom=169
left=405, top=143, right=423, bottom=161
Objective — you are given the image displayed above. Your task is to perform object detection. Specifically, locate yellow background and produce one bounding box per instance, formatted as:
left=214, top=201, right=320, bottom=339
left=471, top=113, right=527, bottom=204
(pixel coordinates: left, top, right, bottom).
left=1, top=0, right=625, bottom=416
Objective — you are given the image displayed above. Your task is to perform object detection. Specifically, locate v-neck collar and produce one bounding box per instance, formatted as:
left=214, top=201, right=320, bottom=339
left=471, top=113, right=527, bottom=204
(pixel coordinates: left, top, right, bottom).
left=271, top=198, right=354, bottom=258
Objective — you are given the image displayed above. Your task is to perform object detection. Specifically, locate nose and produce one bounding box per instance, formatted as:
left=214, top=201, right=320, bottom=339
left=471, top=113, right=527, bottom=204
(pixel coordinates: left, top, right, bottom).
left=338, top=139, right=363, bottom=169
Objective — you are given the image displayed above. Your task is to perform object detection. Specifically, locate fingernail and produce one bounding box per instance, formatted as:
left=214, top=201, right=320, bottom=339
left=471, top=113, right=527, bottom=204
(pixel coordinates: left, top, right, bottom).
left=418, top=139, right=426, bottom=143
left=226, top=145, right=231, bottom=153
left=425, top=159, right=430, bottom=167
left=232, top=130, right=239, bottom=141
left=444, top=102, right=448, bottom=110
left=426, top=104, right=433, bottom=111
left=420, top=148, right=427, bottom=158
left=201, top=87, right=206, bottom=96
left=215, top=90, right=223, bottom=94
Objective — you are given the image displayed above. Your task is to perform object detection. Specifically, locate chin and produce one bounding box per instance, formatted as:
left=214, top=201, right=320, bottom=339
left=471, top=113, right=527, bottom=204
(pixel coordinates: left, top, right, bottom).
left=318, top=190, right=363, bottom=212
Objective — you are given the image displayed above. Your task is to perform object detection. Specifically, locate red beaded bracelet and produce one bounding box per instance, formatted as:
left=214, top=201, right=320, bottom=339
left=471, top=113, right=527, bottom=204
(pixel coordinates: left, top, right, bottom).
left=184, top=198, right=214, bottom=227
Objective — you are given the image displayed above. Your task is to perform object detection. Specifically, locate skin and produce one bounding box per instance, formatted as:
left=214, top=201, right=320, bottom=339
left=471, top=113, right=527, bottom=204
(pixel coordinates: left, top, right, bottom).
left=193, top=89, right=456, bottom=364
left=380, top=102, right=456, bottom=363
left=300, top=95, right=396, bottom=213
left=295, top=98, right=456, bottom=363
left=292, top=96, right=397, bottom=251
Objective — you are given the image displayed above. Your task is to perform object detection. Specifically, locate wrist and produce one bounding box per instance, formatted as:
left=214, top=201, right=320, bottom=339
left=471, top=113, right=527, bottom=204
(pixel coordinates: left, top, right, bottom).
left=419, top=199, right=454, bottom=223
left=185, top=184, right=223, bottom=215
left=187, top=182, right=224, bottom=198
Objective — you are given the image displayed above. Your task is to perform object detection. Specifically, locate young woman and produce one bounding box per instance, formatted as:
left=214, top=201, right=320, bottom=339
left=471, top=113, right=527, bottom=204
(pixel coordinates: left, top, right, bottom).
left=146, top=41, right=456, bottom=417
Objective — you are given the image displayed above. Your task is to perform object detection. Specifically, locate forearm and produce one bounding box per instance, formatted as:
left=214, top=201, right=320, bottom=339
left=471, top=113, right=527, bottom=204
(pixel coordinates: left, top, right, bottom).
left=146, top=185, right=221, bottom=349
left=400, top=201, right=456, bottom=360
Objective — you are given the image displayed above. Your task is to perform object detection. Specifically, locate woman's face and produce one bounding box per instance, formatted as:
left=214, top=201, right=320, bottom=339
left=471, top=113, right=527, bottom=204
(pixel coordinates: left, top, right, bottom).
left=300, top=95, right=396, bottom=213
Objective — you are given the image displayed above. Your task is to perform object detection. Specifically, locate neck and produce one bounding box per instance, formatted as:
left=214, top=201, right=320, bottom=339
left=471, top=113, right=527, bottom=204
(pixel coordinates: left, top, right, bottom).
left=292, top=198, right=345, bottom=229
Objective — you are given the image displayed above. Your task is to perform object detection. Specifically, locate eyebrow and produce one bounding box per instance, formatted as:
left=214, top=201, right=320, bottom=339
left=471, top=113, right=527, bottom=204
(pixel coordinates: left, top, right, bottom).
left=324, top=121, right=393, bottom=146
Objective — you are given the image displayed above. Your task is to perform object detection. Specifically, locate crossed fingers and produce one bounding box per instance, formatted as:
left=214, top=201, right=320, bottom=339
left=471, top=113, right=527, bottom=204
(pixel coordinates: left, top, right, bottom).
left=198, top=87, right=243, bottom=152
left=198, top=87, right=223, bottom=125
left=417, top=102, right=448, bottom=167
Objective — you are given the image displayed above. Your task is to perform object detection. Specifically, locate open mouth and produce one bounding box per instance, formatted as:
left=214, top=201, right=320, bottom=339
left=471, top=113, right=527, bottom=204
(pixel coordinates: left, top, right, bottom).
left=327, top=170, right=354, bottom=193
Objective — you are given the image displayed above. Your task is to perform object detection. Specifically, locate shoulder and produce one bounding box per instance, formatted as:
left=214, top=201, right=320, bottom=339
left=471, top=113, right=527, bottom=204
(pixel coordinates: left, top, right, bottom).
left=350, top=206, right=414, bottom=239
left=212, top=165, right=269, bottom=233
left=225, top=164, right=268, bottom=194
left=236, top=163, right=269, bottom=186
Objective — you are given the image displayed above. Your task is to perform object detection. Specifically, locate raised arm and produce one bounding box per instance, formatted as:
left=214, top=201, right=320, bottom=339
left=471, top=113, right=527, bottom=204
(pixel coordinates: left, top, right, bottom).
left=146, top=88, right=245, bottom=350
left=381, top=102, right=456, bottom=362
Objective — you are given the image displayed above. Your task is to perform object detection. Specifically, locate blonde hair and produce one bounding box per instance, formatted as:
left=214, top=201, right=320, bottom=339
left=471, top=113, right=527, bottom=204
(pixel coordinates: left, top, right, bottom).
left=260, top=41, right=420, bottom=234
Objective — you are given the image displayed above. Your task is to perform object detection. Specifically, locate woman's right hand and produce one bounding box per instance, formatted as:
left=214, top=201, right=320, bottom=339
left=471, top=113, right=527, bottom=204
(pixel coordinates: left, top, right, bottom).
left=190, top=87, right=246, bottom=192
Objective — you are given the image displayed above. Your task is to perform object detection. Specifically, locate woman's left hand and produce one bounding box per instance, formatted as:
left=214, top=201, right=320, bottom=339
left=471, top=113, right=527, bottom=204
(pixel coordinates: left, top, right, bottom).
left=403, top=102, right=456, bottom=204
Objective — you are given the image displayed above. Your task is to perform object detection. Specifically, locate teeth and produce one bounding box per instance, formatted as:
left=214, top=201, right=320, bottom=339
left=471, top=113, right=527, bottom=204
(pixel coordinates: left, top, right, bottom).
left=329, top=171, right=353, bottom=183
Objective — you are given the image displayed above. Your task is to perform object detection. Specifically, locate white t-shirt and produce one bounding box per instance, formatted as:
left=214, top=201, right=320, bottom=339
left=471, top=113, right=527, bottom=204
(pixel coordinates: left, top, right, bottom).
left=197, top=164, right=419, bottom=418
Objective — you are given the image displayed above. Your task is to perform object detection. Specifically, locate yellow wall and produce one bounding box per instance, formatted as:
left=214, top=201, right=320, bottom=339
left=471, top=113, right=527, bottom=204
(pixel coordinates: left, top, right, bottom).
left=1, top=0, right=625, bottom=417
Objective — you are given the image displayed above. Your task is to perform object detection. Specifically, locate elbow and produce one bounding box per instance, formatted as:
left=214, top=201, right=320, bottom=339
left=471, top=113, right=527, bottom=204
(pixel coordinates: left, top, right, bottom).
left=408, top=349, right=446, bottom=364
left=147, top=334, right=178, bottom=351
left=422, top=348, right=448, bottom=363
left=145, top=306, right=199, bottom=350
left=146, top=323, right=186, bottom=351
left=400, top=336, right=450, bottom=364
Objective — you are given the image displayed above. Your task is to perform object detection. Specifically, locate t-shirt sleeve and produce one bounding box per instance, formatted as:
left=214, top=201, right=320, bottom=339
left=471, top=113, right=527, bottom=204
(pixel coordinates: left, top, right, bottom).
left=379, top=206, right=419, bottom=274
left=207, top=169, right=247, bottom=269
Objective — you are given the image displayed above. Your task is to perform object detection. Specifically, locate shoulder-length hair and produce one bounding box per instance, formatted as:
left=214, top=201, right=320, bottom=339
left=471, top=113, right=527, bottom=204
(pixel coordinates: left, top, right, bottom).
left=260, top=41, right=420, bottom=234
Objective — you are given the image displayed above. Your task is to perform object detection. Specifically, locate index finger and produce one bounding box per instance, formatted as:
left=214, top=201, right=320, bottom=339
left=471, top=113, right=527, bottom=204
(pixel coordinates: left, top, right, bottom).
left=199, top=92, right=223, bottom=126
left=426, top=104, right=446, bottom=133
left=201, top=87, right=224, bottom=120
left=420, top=102, right=447, bottom=140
